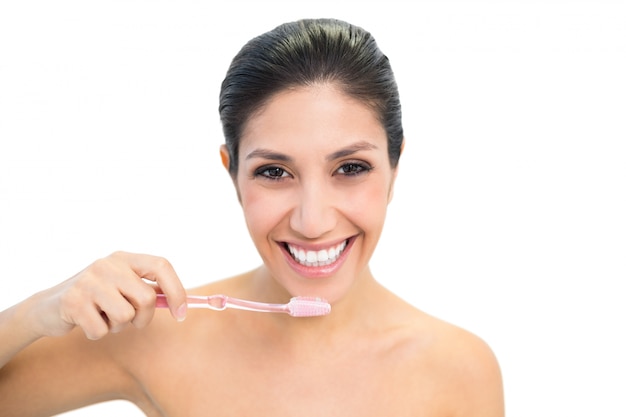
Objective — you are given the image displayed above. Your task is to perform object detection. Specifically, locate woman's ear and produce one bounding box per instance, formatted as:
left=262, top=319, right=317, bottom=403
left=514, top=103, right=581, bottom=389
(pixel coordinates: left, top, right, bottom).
left=220, top=144, right=230, bottom=172
left=220, top=144, right=242, bottom=202
left=388, top=166, right=399, bottom=204
left=388, top=139, right=405, bottom=203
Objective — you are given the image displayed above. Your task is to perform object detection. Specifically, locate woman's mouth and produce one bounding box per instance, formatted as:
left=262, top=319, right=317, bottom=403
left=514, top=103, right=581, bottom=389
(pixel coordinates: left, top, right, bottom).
left=285, top=239, right=348, bottom=267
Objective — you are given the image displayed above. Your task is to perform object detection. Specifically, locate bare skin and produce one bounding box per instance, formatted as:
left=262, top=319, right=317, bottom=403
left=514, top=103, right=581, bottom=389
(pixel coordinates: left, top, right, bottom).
left=0, top=265, right=503, bottom=417
left=0, top=85, right=504, bottom=416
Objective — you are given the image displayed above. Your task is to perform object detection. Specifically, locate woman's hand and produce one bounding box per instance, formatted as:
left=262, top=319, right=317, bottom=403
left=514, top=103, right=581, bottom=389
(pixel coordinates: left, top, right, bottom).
left=31, top=251, right=187, bottom=340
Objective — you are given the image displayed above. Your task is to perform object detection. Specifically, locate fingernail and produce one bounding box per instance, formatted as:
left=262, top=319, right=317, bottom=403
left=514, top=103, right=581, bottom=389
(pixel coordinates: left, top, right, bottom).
left=176, top=304, right=187, bottom=322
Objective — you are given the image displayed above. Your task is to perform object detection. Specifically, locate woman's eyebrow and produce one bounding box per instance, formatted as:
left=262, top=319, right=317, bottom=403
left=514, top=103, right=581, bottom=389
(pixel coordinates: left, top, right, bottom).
left=245, top=141, right=378, bottom=162
left=326, top=141, right=378, bottom=161
left=245, top=148, right=293, bottom=162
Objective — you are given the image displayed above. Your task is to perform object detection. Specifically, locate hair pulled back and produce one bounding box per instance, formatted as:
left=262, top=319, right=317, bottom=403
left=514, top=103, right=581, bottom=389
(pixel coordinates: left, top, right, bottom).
left=219, top=18, right=403, bottom=175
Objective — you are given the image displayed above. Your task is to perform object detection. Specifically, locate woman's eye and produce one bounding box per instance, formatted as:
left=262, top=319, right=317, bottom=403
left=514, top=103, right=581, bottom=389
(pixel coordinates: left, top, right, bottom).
left=255, top=166, right=289, bottom=180
left=336, top=162, right=371, bottom=176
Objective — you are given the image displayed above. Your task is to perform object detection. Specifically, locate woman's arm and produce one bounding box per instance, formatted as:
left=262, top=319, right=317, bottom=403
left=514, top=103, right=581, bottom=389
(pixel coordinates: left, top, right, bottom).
left=0, top=323, right=141, bottom=416
left=0, top=251, right=188, bottom=416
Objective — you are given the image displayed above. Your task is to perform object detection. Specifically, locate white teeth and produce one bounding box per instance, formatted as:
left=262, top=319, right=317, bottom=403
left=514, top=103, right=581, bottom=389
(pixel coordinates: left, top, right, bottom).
left=287, top=240, right=347, bottom=267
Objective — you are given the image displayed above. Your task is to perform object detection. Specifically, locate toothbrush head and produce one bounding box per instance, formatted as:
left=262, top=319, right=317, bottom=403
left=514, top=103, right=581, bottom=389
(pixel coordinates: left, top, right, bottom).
left=287, top=297, right=331, bottom=317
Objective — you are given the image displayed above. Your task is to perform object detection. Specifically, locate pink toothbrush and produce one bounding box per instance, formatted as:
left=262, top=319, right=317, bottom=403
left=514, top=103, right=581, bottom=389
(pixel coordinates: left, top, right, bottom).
left=156, top=294, right=331, bottom=317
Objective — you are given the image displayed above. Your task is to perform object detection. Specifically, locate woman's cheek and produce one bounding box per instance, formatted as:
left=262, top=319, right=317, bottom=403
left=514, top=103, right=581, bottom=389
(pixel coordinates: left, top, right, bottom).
left=345, top=181, right=390, bottom=225
left=241, top=187, right=290, bottom=234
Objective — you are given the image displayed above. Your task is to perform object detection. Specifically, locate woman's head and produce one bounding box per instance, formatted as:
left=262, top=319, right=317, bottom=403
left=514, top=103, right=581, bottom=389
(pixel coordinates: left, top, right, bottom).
left=219, top=18, right=404, bottom=177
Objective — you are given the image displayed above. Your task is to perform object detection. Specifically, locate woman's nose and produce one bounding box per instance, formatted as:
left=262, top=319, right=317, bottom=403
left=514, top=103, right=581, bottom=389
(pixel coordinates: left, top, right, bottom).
left=289, top=181, right=337, bottom=239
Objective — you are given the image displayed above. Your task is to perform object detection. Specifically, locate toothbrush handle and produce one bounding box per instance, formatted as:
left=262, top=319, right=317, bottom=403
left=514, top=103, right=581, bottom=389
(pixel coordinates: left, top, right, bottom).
left=155, top=294, right=226, bottom=310
left=155, top=294, right=286, bottom=313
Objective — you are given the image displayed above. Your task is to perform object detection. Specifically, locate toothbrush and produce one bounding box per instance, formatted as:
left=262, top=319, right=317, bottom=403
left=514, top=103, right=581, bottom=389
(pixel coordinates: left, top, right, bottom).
left=155, top=294, right=331, bottom=317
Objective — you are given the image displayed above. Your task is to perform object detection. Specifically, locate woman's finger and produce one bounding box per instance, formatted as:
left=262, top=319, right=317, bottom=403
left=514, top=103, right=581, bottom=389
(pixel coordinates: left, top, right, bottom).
left=96, top=290, right=137, bottom=334
left=70, top=301, right=110, bottom=340
left=109, top=251, right=187, bottom=321
left=121, top=283, right=158, bottom=329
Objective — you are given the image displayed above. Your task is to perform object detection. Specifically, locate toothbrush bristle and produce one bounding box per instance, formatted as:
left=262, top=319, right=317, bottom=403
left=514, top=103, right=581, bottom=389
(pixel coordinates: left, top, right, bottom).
left=287, top=297, right=331, bottom=317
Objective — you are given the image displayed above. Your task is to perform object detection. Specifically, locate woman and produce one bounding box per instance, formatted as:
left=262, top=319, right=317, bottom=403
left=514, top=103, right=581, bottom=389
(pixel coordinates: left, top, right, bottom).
left=0, top=18, right=504, bottom=416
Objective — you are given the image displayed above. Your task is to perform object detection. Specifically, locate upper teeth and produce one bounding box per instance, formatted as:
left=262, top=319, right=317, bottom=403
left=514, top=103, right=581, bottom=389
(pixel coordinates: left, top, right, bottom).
left=287, top=240, right=347, bottom=267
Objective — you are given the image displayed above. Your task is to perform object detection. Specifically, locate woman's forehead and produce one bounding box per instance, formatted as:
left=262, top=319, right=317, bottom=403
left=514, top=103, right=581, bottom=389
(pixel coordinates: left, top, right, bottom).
left=239, top=85, right=386, bottom=156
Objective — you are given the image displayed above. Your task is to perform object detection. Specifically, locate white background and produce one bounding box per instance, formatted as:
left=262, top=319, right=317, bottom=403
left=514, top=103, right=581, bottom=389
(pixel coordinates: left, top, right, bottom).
left=1, top=1, right=624, bottom=416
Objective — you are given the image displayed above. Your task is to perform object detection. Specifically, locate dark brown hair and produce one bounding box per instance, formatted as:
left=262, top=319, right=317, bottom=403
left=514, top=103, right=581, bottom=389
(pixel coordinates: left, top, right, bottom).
left=219, top=18, right=404, bottom=175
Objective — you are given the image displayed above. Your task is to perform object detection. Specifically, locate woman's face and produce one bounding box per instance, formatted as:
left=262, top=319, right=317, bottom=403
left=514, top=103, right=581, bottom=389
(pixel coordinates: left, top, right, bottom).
left=224, top=85, right=398, bottom=303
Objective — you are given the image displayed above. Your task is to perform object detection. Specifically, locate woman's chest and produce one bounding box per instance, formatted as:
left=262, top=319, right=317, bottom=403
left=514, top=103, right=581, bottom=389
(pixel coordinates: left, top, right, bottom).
left=131, top=339, right=440, bottom=417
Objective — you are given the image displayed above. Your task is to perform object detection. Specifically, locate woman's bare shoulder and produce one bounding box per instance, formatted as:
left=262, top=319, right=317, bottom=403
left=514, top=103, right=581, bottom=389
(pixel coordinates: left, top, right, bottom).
left=400, top=305, right=505, bottom=416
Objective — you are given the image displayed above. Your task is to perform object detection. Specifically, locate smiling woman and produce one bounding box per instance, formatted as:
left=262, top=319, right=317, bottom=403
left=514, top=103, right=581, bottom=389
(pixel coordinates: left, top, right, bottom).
left=230, top=85, right=396, bottom=299
left=0, top=18, right=504, bottom=416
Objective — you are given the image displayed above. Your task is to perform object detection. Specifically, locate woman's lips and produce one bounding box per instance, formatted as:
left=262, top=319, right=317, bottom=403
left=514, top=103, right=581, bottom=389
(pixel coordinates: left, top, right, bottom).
left=280, top=237, right=355, bottom=278
left=286, top=239, right=348, bottom=267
